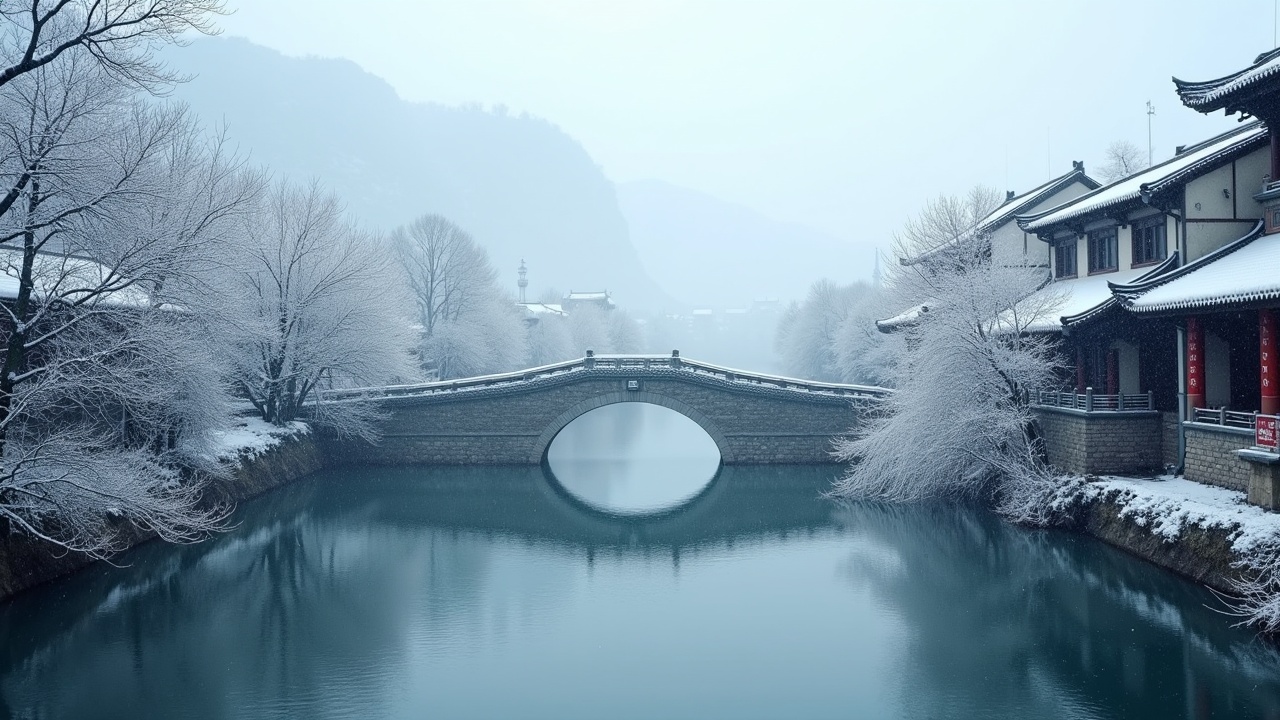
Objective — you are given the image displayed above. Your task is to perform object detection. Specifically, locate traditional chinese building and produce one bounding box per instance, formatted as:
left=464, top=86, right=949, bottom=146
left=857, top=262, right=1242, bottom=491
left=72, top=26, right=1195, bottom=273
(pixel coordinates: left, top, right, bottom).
left=877, top=163, right=1099, bottom=331
left=1017, top=49, right=1280, bottom=504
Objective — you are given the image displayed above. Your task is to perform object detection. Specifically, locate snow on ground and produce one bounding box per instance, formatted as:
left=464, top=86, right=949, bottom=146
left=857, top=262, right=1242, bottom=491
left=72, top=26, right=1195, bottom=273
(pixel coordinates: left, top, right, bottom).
left=1071, top=475, right=1280, bottom=555
left=209, top=416, right=310, bottom=462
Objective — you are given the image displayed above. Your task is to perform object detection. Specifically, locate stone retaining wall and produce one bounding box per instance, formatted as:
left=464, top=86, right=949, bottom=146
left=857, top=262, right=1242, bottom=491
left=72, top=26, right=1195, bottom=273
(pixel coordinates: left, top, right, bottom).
left=1079, top=494, right=1240, bottom=594
left=1033, top=407, right=1163, bottom=475
left=1183, top=423, right=1254, bottom=491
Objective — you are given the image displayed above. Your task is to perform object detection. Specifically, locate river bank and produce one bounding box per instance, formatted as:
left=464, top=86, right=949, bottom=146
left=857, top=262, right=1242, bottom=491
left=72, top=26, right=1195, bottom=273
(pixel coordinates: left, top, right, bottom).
left=0, top=420, right=324, bottom=601
left=1057, top=475, right=1280, bottom=598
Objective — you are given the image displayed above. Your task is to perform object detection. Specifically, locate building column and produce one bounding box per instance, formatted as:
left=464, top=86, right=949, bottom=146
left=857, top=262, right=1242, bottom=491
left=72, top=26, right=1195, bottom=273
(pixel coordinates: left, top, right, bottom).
left=1188, top=316, right=1205, bottom=411
left=1263, top=309, right=1278, bottom=415
left=1075, top=345, right=1086, bottom=393
left=1272, top=126, right=1280, bottom=185
left=1105, top=348, right=1118, bottom=395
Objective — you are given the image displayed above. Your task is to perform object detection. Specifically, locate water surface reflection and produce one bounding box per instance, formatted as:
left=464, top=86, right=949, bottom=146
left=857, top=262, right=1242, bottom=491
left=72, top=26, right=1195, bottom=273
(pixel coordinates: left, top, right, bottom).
left=546, top=402, right=721, bottom=515
left=0, top=465, right=1278, bottom=719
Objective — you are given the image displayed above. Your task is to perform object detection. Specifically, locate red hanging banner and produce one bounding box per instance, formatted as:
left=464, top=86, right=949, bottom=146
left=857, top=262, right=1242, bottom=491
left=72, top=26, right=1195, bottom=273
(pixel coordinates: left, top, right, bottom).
left=1187, top=317, right=1205, bottom=410
left=1263, top=309, right=1278, bottom=415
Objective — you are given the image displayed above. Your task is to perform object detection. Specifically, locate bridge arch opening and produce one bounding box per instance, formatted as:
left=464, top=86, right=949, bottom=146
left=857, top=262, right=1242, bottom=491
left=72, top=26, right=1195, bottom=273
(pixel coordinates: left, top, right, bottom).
left=542, top=398, right=724, bottom=516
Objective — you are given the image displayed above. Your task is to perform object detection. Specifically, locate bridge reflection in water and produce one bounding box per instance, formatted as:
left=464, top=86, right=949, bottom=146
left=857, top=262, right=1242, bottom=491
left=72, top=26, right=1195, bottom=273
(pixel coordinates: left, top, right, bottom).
left=545, top=402, right=722, bottom=516
left=4, top=463, right=1280, bottom=716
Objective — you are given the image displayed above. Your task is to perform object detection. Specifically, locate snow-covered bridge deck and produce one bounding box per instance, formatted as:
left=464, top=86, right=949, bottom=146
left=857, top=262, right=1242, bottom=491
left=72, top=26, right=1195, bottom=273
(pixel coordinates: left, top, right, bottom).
left=323, top=353, right=889, bottom=465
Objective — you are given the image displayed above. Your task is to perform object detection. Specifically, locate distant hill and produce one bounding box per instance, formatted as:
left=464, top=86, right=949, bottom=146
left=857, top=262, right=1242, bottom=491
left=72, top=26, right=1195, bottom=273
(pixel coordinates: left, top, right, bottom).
left=617, top=180, right=872, bottom=308
left=164, top=38, right=674, bottom=310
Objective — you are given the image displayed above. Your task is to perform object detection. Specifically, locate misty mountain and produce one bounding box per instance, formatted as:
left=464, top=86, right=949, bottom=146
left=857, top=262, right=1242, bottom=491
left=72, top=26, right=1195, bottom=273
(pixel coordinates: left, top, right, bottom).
left=163, top=38, right=673, bottom=310
left=617, top=180, right=873, bottom=308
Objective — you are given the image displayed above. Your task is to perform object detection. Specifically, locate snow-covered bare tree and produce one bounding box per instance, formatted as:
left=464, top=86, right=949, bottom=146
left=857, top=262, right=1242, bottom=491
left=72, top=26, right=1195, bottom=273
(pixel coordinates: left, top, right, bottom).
left=607, top=309, right=644, bottom=354
left=0, top=0, right=226, bottom=224
left=776, top=280, right=877, bottom=382
left=1097, top=140, right=1148, bottom=183
left=221, top=180, right=417, bottom=438
left=421, top=294, right=527, bottom=379
left=391, top=213, right=530, bottom=378
left=391, top=214, right=491, bottom=339
left=525, top=314, right=575, bottom=366
left=833, top=193, right=1067, bottom=519
left=0, top=0, right=224, bottom=91
left=892, top=185, right=1004, bottom=263
left=0, top=45, right=254, bottom=556
left=568, top=304, right=610, bottom=354
left=832, top=289, right=900, bottom=387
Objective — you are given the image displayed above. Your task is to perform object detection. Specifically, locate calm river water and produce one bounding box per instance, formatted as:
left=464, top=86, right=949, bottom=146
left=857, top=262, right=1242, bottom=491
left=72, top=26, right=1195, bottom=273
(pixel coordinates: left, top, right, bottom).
left=3, top=404, right=1280, bottom=719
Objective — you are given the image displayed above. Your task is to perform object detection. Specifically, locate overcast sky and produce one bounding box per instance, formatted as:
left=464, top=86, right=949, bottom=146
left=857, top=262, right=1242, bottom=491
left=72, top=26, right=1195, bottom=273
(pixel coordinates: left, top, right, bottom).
left=218, top=1, right=1274, bottom=250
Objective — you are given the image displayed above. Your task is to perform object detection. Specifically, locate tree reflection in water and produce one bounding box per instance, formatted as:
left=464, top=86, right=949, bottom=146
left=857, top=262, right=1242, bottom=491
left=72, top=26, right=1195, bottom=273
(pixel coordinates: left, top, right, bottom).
left=834, top=501, right=1280, bottom=719
left=0, top=465, right=1277, bottom=719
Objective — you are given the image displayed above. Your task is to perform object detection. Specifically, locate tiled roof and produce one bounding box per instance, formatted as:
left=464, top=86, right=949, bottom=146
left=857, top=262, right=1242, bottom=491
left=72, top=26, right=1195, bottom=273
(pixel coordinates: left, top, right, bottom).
left=901, top=166, right=1098, bottom=267
left=1019, top=123, right=1267, bottom=233
left=1174, top=48, right=1280, bottom=112
left=1114, top=221, right=1280, bottom=313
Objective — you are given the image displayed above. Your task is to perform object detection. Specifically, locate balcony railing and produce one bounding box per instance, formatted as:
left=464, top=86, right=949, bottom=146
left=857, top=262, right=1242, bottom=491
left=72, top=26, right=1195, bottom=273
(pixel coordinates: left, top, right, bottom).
left=1034, top=388, right=1154, bottom=412
left=1191, top=407, right=1259, bottom=429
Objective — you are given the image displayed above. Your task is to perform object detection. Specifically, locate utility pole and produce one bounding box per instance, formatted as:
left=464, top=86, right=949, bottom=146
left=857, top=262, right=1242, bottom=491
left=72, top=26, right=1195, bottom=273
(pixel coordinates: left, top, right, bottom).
left=1147, top=101, right=1156, bottom=166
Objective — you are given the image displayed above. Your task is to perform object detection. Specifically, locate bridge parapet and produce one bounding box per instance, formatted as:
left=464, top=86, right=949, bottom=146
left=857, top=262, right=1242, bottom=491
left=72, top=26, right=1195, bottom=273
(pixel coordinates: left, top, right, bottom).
left=321, top=353, right=890, bottom=404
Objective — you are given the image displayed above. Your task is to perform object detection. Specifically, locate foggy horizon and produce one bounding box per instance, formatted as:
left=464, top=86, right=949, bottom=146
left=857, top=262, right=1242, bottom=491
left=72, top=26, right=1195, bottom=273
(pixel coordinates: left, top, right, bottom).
left=216, top=0, right=1270, bottom=254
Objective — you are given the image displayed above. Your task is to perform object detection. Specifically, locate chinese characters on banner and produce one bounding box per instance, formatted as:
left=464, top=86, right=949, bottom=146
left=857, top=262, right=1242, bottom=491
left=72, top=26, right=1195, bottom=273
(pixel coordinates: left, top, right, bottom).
left=1187, top=316, right=1205, bottom=410
left=1263, top=309, right=1278, bottom=415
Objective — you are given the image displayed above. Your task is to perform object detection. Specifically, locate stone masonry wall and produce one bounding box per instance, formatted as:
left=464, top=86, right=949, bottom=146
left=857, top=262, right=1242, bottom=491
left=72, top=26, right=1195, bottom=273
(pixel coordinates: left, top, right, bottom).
left=1183, top=423, right=1254, bottom=491
left=341, top=369, right=867, bottom=466
left=1034, top=407, right=1163, bottom=475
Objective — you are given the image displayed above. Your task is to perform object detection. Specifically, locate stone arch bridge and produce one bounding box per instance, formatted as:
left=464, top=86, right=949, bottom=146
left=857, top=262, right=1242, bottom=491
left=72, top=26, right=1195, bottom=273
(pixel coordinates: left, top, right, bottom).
left=323, top=353, right=889, bottom=465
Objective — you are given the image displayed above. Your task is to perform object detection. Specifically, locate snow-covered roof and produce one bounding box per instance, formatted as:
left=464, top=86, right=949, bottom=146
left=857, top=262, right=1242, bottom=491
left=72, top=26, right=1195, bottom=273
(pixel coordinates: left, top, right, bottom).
left=565, top=291, right=610, bottom=301
left=1019, top=122, right=1268, bottom=233
left=874, top=302, right=937, bottom=333
left=901, top=166, right=1099, bottom=267
left=1174, top=47, right=1280, bottom=113
left=518, top=302, right=566, bottom=317
left=1115, top=221, right=1280, bottom=313
left=0, top=249, right=150, bottom=307
left=976, top=165, right=1099, bottom=234
left=691, top=308, right=714, bottom=316
left=1016, top=268, right=1151, bottom=333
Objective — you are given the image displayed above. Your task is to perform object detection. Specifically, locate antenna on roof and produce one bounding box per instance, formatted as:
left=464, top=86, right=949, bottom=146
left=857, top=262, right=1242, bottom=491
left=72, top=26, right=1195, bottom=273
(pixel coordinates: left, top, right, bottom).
left=1147, top=101, right=1156, bottom=166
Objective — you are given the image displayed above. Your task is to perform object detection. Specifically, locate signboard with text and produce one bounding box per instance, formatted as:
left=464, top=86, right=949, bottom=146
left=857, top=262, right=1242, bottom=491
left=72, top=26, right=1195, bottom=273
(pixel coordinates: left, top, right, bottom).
left=1258, top=415, right=1279, bottom=451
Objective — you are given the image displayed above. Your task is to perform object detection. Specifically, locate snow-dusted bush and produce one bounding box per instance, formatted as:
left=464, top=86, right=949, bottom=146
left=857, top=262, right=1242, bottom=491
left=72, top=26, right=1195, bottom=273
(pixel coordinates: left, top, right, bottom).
left=833, top=189, right=1066, bottom=509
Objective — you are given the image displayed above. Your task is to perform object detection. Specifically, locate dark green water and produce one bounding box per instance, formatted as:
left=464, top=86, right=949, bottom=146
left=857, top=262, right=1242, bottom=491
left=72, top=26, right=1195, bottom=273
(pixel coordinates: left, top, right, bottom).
left=2, top=406, right=1280, bottom=718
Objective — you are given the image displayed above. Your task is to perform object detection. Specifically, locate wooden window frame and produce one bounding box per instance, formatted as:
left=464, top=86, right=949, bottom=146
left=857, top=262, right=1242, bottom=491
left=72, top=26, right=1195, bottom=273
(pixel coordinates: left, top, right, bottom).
left=1087, top=228, right=1118, bottom=274
left=1131, top=216, right=1167, bottom=267
left=1054, top=240, right=1077, bottom=279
